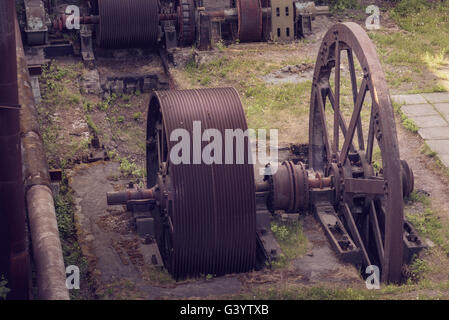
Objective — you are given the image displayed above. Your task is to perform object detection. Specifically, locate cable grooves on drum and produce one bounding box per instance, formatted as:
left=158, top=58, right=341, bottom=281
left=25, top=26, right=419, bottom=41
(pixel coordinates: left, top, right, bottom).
left=98, top=0, right=159, bottom=48
left=150, top=88, right=256, bottom=279
left=237, top=0, right=263, bottom=42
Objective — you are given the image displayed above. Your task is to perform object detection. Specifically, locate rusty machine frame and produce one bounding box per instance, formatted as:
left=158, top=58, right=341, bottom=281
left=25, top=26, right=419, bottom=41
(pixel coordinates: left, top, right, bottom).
left=107, top=22, right=425, bottom=283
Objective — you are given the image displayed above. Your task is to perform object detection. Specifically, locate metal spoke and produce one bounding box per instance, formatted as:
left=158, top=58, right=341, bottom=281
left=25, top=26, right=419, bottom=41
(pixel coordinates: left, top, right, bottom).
left=366, top=105, right=375, bottom=164
left=369, top=200, right=385, bottom=266
left=347, top=49, right=365, bottom=150
left=339, top=77, right=368, bottom=164
left=342, top=202, right=372, bottom=266
left=334, top=41, right=341, bottom=153
left=316, top=88, right=332, bottom=162
left=327, top=86, right=355, bottom=153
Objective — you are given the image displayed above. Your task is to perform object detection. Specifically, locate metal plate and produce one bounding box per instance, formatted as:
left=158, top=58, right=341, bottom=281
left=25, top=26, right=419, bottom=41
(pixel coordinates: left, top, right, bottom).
left=147, top=88, right=256, bottom=278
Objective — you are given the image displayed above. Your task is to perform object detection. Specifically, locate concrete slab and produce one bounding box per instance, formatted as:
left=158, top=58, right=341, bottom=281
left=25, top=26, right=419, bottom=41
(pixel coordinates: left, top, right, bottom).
left=418, top=127, right=449, bottom=140
left=425, top=139, right=449, bottom=155
left=391, top=94, right=427, bottom=105
left=438, top=154, right=449, bottom=167
left=402, top=104, right=439, bottom=117
left=422, top=92, right=449, bottom=104
left=409, top=115, right=448, bottom=128
left=434, top=103, right=449, bottom=116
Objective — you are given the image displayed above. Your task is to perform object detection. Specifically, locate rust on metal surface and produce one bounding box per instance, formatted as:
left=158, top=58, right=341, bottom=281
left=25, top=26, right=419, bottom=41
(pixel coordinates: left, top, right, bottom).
left=0, top=0, right=30, bottom=299
left=97, top=0, right=159, bottom=48
left=309, top=22, right=405, bottom=283
left=237, top=0, right=263, bottom=42
left=178, top=0, right=196, bottom=46
left=107, top=188, right=155, bottom=205
left=147, top=88, right=256, bottom=279
left=15, top=9, right=69, bottom=299
left=269, top=161, right=309, bottom=212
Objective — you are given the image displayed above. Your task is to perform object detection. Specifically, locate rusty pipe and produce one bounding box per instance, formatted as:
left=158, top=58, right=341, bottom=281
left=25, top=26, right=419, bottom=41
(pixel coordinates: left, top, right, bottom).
left=15, top=14, right=69, bottom=299
left=0, top=0, right=30, bottom=300
left=107, top=188, right=155, bottom=205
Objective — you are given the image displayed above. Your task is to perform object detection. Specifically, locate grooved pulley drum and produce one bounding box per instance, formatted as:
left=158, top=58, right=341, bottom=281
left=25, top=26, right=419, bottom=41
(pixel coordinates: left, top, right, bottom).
left=97, top=0, right=159, bottom=48
left=146, top=88, right=256, bottom=279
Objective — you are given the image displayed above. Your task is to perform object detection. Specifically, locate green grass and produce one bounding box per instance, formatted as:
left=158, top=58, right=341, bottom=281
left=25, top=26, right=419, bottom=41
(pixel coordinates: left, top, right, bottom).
left=0, top=276, right=10, bottom=300
left=239, top=282, right=416, bottom=300
left=86, top=115, right=99, bottom=134
left=54, top=171, right=93, bottom=300
left=118, top=157, right=146, bottom=183
left=270, top=219, right=308, bottom=267
left=393, top=101, right=419, bottom=133
left=406, top=190, right=449, bottom=254
left=184, top=55, right=312, bottom=137
left=369, top=1, right=449, bottom=92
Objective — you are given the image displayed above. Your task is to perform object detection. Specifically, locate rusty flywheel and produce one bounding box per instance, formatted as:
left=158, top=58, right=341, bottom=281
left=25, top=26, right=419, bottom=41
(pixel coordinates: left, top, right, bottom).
left=309, top=22, right=406, bottom=282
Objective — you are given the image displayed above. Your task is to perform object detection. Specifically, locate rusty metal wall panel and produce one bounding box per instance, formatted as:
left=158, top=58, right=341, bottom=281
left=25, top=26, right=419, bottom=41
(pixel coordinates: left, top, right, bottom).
left=0, top=0, right=30, bottom=299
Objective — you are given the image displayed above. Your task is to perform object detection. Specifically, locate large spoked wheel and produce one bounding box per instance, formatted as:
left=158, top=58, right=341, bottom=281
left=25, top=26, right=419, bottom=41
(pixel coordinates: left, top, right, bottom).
left=309, top=23, right=404, bottom=283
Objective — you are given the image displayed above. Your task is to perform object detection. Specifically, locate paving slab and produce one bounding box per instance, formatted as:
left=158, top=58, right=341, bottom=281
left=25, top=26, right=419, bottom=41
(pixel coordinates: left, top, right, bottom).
left=418, top=127, right=449, bottom=140
left=402, top=104, right=439, bottom=117
left=438, top=154, right=449, bottom=167
left=434, top=103, right=449, bottom=116
left=391, top=94, right=427, bottom=105
left=425, top=140, right=449, bottom=156
left=421, top=92, right=449, bottom=104
left=409, top=115, right=448, bottom=128
left=397, top=93, right=449, bottom=168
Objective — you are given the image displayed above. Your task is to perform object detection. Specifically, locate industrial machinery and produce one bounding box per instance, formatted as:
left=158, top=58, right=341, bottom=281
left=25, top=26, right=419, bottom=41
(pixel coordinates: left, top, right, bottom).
left=106, top=22, right=425, bottom=283
left=22, top=0, right=329, bottom=51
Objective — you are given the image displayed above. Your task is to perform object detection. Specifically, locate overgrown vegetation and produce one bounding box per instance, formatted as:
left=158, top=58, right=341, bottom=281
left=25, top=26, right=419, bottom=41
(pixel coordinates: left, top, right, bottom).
left=38, top=63, right=91, bottom=167
left=369, top=1, right=449, bottom=92
left=184, top=54, right=313, bottom=142
left=119, top=157, right=146, bottom=180
left=406, top=190, right=449, bottom=255
left=393, top=101, right=419, bottom=133
left=270, top=218, right=308, bottom=267
left=0, top=276, right=10, bottom=300
left=54, top=171, right=94, bottom=299
left=323, top=0, right=360, bottom=12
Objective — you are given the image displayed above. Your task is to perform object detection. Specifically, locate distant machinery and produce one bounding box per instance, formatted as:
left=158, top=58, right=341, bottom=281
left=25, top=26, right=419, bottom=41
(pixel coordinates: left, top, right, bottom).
left=21, top=0, right=330, bottom=54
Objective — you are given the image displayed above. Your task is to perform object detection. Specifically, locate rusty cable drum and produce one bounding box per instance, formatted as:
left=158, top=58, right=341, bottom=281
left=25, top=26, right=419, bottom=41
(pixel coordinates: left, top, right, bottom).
left=147, top=88, right=256, bottom=279
left=97, top=0, right=159, bottom=48
left=237, top=0, right=263, bottom=42
left=309, top=22, right=404, bottom=283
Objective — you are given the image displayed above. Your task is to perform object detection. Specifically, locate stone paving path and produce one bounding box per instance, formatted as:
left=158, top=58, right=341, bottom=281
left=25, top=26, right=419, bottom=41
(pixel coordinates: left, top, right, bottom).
left=392, top=92, right=449, bottom=167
